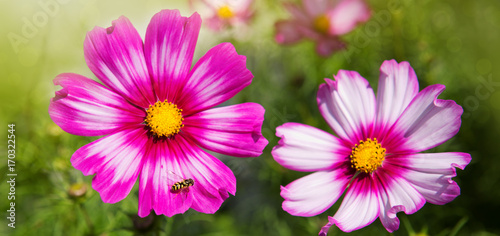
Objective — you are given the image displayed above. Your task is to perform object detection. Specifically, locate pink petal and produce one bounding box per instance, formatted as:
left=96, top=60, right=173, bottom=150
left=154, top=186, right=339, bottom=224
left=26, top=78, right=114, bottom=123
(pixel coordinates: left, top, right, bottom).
left=71, top=126, right=148, bottom=203
left=272, top=122, right=351, bottom=171
left=199, top=0, right=254, bottom=29
left=328, top=0, right=371, bottom=35
left=203, top=0, right=254, bottom=15
left=275, top=21, right=304, bottom=44
left=200, top=0, right=218, bottom=9
left=281, top=170, right=351, bottom=217
left=138, top=138, right=192, bottom=217
left=138, top=134, right=236, bottom=217
left=183, top=103, right=268, bottom=157
left=317, top=72, right=376, bottom=145
left=283, top=2, right=310, bottom=23
left=303, top=0, right=328, bottom=17
left=315, top=37, right=346, bottom=57
left=177, top=42, right=253, bottom=115
left=144, top=10, right=201, bottom=103
left=235, top=0, right=254, bottom=12
left=376, top=181, right=402, bottom=232
left=331, top=175, right=379, bottom=232
left=177, top=136, right=236, bottom=213
left=319, top=218, right=334, bottom=236
left=374, top=60, right=419, bottom=138
left=201, top=0, right=251, bottom=9
left=205, top=15, right=225, bottom=31
left=298, top=25, right=323, bottom=41
left=49, top=73, right=145, bottom=136
left=373, top=169, right=426, bottom=232
left=386, top=152, right=471, bottom=205
left=84, top=16, right=154, bottom=108
left=383, top=84, right=463, bottom=153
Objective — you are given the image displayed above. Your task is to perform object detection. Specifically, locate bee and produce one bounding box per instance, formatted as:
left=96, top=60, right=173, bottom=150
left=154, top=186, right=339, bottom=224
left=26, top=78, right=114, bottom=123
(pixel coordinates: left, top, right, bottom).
left=171, top=178, right=195, bottom=192
left=168, top=171, right=194, bottom=193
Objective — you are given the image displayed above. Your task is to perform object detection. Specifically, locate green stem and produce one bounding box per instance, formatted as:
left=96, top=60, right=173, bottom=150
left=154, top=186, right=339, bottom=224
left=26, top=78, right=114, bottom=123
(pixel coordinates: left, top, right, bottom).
left=449, top=216, right=468, bottom=236
left=164, top=215, right=174, bottom=236
left=79, top=203, right=95, bottom=235
left=401, top=215, right=415, bottom=235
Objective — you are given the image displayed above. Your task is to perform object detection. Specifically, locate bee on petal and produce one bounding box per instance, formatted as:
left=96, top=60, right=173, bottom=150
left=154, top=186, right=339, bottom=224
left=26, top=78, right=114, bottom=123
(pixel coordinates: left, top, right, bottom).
left=167, top=171, right=194, bottom=200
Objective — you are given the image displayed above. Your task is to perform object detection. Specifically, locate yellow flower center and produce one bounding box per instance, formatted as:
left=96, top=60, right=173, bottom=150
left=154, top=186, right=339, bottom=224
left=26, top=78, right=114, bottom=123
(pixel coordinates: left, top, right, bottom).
left=313, top=14, right=330, bottom=34
left=217, top=6, right=234, bottom=19
left=350, top=138, right=386, bottom=174
left=144, top=100, right=184, bottom=138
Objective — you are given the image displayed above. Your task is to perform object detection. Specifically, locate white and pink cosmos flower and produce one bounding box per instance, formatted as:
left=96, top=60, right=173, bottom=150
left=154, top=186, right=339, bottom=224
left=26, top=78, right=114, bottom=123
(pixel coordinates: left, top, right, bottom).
left=49, top=9, right=268, bottom=217
left=272, top=60, right=471, bottom=234
left=275, top=0, right=371, bottom=56
left=190, top=0, right=254, bottom=31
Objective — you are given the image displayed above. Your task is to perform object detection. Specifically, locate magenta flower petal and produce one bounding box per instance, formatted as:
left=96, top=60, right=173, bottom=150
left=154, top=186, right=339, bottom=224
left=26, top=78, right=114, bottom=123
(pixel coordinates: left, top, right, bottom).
left=373, top=170, right=426, bottom=231
left=138, top=134, right=236, bottom=217
left=84, top=16, right=154, bottom=108
left=302, top=0, right=329, bottom=17
left=283, top=2, right=310, bottom=23
left=388, top=152, right=471, bottom=205
left=174, top=135, right=236, bottom=213
left=315, top=37, right=346, bottom=57
left=178, top=42, right=253, bottom=115
left=317, top=71, right=376, bottom=144
left=390, top=152, right=471, bottom=174
left=375, top=60, right=419, bottom=138
left=281, top=170, right=351, bottom=217
left=319, top=218, right=334, bottom=236
left=138, top=138, right=192, bottom=217
left=71, top=126, right=148, bottom=203
left=204, top=15, right=225, bottom=31
left=328, top=0, right=371, bottom=35
left=144, top=10, right=201, bottom=103
left=275, top=21, right=304, bottom=44
left=331, top=176, right=380, bottom=232
left=49, top=73, right=145, bottom=136
left=183, top=103, right=267, bottom=157
left=375, top=182, right=403, bottom=232
left=272, top=122, right=350, bottom=171
left=195, top=0, right=255, bottom=31
left=384, top=84, right=463, bottom=153
left=376, top=170, right=426, bottom=214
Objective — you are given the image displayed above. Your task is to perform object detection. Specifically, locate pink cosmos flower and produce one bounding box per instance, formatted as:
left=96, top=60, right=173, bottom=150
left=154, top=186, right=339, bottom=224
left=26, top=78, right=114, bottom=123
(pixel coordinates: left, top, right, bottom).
left=49, top=9, right=268, bottom=217
left=275, top=0, right=371, bottom=56
left=190, top=0, right=254, bottom=31
left=272, top=60, right=471, bottom=234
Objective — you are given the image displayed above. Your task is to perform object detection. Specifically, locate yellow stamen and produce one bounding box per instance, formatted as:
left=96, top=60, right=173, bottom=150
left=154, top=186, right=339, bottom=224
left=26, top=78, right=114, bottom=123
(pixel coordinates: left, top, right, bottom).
left=313, top=14, right=330, bottom=34
left=217, top=6, right=234, bottom=19
left=350, top=138, right=386, bottom=174
left=144, top=100, right=184, bottom=138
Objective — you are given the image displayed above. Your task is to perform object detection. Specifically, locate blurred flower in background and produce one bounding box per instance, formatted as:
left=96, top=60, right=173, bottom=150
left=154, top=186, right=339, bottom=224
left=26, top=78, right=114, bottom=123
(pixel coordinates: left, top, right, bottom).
left=275, top=0, right=371, bottom=56
left=272, top=60, right=471, bottom=234
left=189, top=0, right=254, bottom=31
left=49, top=9, right=267, bottom=218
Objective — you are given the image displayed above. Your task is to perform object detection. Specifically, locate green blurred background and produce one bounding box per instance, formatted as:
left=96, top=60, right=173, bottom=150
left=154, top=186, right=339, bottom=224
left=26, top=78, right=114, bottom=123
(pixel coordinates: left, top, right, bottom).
left=1, top=0, right=499, bottom=235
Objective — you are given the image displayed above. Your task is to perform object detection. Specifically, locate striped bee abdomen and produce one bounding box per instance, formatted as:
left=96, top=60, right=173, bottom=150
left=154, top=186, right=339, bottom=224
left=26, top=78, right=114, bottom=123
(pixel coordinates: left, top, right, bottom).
left=171, top=178, right=195, bottom=192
